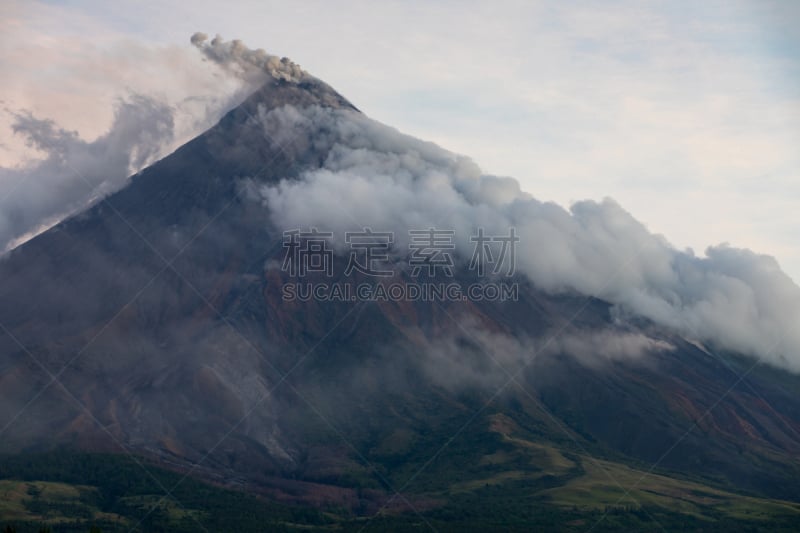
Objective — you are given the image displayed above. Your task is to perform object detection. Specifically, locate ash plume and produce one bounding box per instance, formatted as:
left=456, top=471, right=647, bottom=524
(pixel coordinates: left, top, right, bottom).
left=190, top=32, right=306, bottom=83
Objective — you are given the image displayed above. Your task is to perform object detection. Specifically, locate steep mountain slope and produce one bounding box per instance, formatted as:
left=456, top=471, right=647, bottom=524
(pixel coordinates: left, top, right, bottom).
left=1, top=72, right=799, bottom=529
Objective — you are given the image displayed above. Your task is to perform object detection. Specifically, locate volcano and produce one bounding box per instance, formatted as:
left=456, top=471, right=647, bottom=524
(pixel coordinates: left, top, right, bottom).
left=1, top=46, right=800, bottom=532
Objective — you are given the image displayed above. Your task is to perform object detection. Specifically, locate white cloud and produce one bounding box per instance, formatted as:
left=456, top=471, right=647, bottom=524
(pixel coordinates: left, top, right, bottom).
left=249, top=104, right=800, bottom=372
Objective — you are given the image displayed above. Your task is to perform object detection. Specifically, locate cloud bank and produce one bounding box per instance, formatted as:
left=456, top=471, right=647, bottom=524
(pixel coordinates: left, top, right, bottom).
left=247, top=104, right=800, bottom=372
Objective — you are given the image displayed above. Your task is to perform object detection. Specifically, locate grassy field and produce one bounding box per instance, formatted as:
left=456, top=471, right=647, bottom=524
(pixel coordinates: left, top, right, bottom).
left=0, top=479, right=127, bottom=531
left=1, top=449, right=799, bottom=532
left=541, top=458, right=800, bottom=520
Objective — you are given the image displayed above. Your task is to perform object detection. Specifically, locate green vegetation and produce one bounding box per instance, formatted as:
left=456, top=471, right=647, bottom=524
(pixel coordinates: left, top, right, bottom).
left=1, top=451, right=799, bottom=532
left=0, top=452, right=328, bottom=532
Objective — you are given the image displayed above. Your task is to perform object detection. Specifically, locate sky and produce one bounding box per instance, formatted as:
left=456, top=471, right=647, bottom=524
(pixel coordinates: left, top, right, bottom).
left=1, top=0, right=798, bottom=281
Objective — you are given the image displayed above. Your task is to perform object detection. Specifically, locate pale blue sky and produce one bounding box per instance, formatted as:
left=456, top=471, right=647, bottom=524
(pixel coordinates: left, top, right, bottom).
left=2, top=0, right=799, bottom=281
